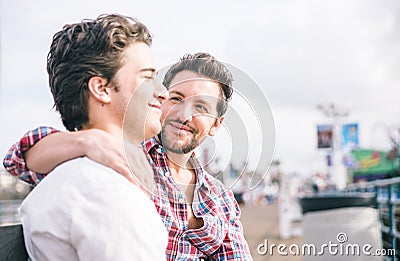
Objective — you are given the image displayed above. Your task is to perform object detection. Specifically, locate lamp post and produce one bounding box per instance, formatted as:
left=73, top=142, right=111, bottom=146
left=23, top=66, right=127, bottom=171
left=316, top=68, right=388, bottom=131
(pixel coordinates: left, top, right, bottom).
left=317, top=103, right=349, bottom=190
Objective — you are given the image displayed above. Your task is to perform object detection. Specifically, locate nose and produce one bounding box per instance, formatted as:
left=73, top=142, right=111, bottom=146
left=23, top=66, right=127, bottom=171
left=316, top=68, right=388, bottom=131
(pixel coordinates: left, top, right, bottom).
left=154, top=80, right=169, bottom=103
left=175, top=101, right=193, bottom=123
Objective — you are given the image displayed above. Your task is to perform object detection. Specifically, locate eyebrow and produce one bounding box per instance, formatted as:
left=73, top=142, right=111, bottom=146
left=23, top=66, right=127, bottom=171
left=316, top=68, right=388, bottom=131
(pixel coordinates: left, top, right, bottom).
left=139, top=68, right=157, bottom=73
left=170, top=91, right=212, bottom=106
left=169, top=90, right=185, bottom=97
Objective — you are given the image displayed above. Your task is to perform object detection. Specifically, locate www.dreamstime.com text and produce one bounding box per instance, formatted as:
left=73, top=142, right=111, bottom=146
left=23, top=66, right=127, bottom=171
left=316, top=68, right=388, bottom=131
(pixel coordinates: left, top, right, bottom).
left=257, top=232, right=395, bottom=257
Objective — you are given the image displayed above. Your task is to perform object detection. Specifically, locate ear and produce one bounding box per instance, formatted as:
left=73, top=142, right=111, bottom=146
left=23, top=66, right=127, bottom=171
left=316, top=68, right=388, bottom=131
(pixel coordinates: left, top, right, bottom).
left=208, top=116, right=224, bottom=137
left=87, top=76, right=112, bottom=104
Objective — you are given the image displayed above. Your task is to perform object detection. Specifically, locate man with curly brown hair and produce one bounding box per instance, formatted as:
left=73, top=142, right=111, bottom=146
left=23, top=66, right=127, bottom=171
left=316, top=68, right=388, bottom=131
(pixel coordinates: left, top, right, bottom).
left=17, top=14, right=169, bottom=260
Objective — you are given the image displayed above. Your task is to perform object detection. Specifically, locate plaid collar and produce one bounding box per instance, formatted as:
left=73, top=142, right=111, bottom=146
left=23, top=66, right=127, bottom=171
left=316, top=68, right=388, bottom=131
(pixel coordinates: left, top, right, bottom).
left=142, top=136, right=209, bottom=191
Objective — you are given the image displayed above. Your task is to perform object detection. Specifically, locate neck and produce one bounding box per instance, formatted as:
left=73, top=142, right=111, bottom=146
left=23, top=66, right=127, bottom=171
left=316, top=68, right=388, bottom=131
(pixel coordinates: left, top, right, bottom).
left=84, top=98, right=144, bottom=145
left=167, top=151, right=193, bottom=173
left=82, top=122, right=122, bottom=138
left=84, top=124, right=144, bottom=147
left=167, top=150, right=197, bottom=188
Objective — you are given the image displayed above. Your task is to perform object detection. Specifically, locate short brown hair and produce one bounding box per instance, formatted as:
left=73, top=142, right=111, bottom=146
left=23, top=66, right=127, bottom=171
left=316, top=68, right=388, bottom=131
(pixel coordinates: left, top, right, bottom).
left=47, top=14, right=152, bottom=131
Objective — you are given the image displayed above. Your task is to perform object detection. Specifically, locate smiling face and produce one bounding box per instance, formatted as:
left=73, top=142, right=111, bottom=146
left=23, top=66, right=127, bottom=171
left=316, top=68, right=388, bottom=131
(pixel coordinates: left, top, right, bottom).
left=159, top=70, right=224, bottom=154
left=112, top=42, right=168, bottom=144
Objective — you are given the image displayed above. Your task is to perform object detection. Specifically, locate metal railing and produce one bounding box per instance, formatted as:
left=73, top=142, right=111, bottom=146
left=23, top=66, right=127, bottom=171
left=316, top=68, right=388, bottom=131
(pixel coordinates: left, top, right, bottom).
left=344, top=177, right=400, bottom=260
left=0, top=169, right=31, bottom=226
left=0, top=199, right=23, bottom=226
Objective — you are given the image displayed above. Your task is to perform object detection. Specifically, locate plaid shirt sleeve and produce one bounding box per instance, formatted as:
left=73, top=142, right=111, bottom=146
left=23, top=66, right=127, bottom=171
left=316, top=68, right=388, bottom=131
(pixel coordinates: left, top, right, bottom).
left=184, top=215, right=226, bottom=254
left=208, top=192, right=253, bottom=260
left=186, top=189, right=253, bottom=260
left=3, top=126, right=60, bottom=186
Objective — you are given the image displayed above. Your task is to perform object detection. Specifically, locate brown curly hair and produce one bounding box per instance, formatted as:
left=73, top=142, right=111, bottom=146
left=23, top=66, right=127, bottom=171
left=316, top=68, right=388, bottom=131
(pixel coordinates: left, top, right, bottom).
left=47, top=14, right=152, bottom=131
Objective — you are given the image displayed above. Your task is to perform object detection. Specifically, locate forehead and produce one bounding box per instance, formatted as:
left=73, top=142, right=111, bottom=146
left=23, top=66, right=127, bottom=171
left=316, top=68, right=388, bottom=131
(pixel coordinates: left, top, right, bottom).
left=122, top=42, right=155, bottom=71
left=168, top=70, right=221, bottom=99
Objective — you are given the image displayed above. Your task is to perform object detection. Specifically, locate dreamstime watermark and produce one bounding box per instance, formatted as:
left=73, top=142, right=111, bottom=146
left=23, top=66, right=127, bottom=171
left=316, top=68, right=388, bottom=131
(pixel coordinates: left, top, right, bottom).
left=257, top=232, right=395, bottom=257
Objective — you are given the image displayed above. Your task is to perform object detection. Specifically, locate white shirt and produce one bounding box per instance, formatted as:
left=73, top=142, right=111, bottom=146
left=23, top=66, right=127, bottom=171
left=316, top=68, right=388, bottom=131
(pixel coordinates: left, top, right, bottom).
left=20, top=157, right=167, bottom=261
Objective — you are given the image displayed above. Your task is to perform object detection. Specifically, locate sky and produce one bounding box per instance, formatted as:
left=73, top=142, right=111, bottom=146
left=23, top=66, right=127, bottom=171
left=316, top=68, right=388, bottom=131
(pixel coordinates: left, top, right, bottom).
left=1, top=0, right=399, bottom=181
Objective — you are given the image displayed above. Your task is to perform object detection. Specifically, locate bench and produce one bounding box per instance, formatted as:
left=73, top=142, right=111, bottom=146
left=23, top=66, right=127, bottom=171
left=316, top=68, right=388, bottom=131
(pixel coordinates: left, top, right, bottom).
left=0, top=224, right=28, bottom=261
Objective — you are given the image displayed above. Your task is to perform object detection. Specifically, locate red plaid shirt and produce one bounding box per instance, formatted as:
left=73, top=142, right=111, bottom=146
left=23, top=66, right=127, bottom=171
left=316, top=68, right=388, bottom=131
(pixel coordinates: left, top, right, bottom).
left=3, top=127, right=252, bottom=260
left=3, top=126, right=60, bottom=184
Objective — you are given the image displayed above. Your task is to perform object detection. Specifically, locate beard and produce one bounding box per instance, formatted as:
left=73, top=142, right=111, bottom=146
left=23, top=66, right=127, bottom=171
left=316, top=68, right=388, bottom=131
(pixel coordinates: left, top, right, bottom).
left=159, top=120, right=201, bottom=154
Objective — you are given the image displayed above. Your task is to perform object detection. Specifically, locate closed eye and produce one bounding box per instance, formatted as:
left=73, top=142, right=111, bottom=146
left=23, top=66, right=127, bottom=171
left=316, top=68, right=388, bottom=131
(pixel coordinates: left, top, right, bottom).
left=170, top=96, right=182, bottom=103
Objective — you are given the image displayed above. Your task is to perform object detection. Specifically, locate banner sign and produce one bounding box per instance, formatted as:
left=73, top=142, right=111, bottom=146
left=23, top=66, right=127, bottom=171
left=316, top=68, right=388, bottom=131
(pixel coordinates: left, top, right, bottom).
left=350, top=149, right=396, bottom=176
left=341, top=123, right=359, bottom=149
left=317, top=125, right=333, bottom=149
